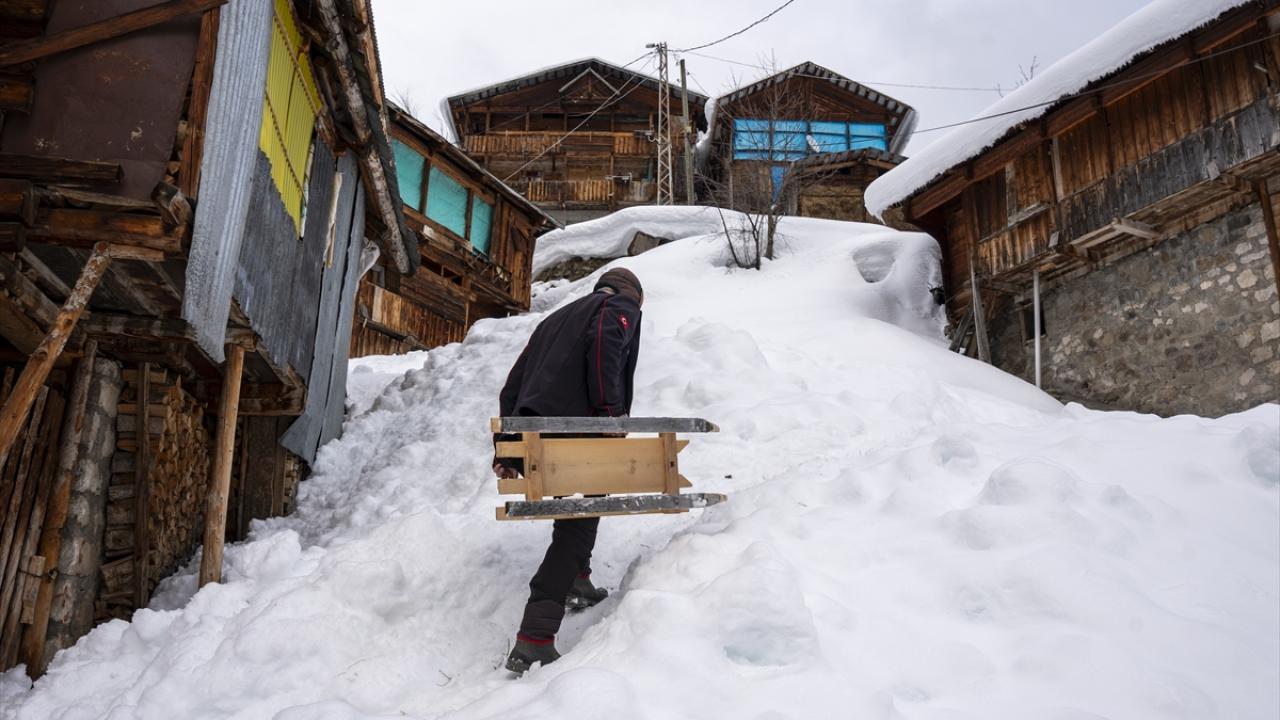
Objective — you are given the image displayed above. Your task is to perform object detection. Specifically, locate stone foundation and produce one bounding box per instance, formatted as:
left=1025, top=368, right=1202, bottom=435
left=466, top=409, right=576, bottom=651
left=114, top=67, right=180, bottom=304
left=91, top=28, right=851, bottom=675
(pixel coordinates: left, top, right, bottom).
left=989, top=202, right=1280, bottom=417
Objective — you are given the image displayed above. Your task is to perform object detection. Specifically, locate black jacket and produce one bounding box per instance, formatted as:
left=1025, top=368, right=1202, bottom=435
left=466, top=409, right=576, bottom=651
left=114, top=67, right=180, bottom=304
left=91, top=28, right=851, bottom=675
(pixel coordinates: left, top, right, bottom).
left=499, top=289, right=642, bottom=419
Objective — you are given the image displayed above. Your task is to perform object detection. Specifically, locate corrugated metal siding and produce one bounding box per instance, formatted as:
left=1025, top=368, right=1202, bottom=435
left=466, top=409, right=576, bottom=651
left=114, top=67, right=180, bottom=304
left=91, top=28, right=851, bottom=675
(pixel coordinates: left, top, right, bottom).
left=183, top=0, right=273, bottom=362
left=319, top=185, right=366, bottom=449
left=281, top=156, right=362, bottom=462
left=235, top=143, right=336, bottom=375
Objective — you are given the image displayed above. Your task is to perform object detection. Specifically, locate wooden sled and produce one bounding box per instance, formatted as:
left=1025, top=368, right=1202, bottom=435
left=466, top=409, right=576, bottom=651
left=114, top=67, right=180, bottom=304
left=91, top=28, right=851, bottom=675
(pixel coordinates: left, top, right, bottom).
left=491, top=416, right=725, bottom=521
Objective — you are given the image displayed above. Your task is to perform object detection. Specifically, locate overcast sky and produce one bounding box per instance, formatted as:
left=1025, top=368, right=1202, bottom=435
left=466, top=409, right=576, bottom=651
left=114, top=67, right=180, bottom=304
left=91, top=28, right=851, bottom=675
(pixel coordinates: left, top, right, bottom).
left=369, top=0, right=1151, bottom=154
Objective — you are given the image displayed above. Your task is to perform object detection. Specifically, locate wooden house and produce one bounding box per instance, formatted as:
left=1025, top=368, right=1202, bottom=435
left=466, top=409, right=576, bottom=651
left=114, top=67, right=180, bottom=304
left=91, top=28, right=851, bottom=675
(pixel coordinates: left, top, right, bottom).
left=445, top=58, right=710, bottom=225
left=702, top=62, right=916, bottom=225
left=350, top=106, right=558, bottom=357
left=0, top=0, right=416, bottom=676
left=866, top=0, right=1280, bottom=417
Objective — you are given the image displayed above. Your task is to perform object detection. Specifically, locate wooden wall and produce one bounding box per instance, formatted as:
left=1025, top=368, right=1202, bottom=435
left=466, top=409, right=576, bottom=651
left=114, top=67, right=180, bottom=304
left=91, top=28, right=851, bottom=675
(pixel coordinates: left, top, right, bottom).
left=915, top=15, right=1280, bottom=304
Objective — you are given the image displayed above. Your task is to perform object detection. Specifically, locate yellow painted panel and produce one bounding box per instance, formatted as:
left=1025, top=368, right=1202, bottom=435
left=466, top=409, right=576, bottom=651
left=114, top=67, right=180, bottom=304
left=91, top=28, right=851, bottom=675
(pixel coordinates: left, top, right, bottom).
left=259, top=0, right=320, bottom=233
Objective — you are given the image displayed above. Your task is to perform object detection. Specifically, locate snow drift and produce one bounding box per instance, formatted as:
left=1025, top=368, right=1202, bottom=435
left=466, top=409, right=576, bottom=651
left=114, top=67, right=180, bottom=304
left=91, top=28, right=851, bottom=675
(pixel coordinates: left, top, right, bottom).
left=3, top=208, right=1277, bottom=720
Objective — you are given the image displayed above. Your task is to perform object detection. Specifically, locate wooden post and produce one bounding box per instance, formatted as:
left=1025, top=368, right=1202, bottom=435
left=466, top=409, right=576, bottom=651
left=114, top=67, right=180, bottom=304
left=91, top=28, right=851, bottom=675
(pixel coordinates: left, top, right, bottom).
left=198, top=343, right=244, bottom=587
left=969, top=262, right=991, bottom=363
left=0, top=244, right=112, bottom=466
left=133, top=362, right=151, bottom=607
left=1255, top=180, right=1280, bottom=298
left=18, top=340, right=97, bottom=676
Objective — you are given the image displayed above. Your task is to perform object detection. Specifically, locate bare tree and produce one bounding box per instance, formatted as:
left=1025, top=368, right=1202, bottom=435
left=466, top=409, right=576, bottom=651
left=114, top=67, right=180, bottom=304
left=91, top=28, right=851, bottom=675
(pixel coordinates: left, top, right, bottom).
left=700, top=60, right=841, bottom=269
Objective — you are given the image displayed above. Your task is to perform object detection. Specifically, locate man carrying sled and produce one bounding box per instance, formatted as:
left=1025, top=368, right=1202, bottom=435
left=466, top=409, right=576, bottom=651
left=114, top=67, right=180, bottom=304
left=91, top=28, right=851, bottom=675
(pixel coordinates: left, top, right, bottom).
left=493, top=268, right=644, bottom=674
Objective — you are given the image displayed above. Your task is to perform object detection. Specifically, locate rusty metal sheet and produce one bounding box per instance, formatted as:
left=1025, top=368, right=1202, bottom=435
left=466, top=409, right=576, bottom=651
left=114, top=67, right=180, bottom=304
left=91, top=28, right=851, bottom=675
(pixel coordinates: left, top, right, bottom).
left=0, top=0, right=201, bottom=199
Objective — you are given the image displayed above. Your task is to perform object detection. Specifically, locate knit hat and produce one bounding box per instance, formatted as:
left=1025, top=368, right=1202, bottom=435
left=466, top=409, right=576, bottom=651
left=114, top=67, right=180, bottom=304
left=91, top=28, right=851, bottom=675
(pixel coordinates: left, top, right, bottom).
left=595, top=268, right=643, bottom=305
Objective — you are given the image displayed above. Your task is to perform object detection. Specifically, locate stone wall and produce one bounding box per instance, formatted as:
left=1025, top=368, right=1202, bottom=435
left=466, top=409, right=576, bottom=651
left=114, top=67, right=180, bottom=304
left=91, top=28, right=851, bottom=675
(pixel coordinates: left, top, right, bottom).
left=989, top=202, right=1280, bottom=417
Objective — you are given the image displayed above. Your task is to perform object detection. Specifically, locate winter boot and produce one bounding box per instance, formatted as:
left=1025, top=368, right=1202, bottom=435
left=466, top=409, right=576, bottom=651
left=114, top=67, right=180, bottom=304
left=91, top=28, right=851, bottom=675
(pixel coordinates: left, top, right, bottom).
left=565, top=574, right=609, bottom=610
left=505, top=634, right=560, bottom=675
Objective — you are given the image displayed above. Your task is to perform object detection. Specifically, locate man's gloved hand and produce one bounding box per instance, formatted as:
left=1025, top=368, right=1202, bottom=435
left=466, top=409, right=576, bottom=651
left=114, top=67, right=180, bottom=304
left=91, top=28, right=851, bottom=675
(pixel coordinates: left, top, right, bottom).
left=603, top=412, right=628, bottom=438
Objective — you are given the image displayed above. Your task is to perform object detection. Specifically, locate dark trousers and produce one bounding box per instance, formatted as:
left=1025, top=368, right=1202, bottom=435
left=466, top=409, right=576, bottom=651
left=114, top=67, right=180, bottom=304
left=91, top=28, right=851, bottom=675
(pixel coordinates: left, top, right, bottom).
left=518, top=517, right=599, bottom=640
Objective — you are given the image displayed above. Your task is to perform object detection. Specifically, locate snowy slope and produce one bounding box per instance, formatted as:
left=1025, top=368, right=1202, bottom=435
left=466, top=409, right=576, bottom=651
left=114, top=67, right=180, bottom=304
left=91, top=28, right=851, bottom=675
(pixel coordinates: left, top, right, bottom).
left=531, top=205, right=730, bottom=278
left=3, top=210, right=1278, bottom=720
left=864, top=0, right=1250, bottom=217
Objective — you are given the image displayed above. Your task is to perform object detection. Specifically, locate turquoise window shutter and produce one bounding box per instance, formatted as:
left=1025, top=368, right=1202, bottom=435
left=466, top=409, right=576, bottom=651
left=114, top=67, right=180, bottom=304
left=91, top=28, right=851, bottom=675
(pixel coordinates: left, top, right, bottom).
left=733, top=118, right=772, bottom=160
left=391, top=138, right=425, bottom=211
left=426, top=166, right=468, bottom=237
left=849, top=122, right=888, bottom=151
left=470, top=198, right=493, bottom=255
left=809, top=121, right=849, bottom=153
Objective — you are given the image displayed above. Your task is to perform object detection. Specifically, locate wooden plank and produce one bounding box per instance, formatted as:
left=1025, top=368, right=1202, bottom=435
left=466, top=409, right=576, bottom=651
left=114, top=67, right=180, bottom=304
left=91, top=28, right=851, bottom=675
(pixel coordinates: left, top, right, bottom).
left=0, top=222, right=24, bottom=252
left=0, top=0, right=227, bottom=68
left=659, top=432, right=679, bottom=496
left=0, top=245, right=110, bottom=466
left=133, top=363, right=150, bottom=608
left=0, top=154, right=121, bottom=186
left=0, top=73, right=33, bottom=112
left=0, top=290, right=46, bottom=354
left=197, top=343, right=243, bottom=587
left=0, top=179, right=36, bottom=225
left=28, top=208, right=183, bottom=254
left=522, top=432, right=544, bottom=501
left=491, top=416, right=719, bottom=434
left=179, top=7, right=219, bottom=199
left=527, top=437, right=667, bottom=497
left=497, top=492, right=726, bottom=521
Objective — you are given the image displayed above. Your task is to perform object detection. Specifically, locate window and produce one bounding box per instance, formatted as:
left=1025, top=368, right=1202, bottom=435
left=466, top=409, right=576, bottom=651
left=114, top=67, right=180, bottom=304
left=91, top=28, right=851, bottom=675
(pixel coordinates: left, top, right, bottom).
left=391, top=138, right=425, bottom=211
left=732, top=119, right=888, bottom=161
left=258, top=0, right=321, bottom=234
left=426, top=166, right=469, bottom=237
left=470, top=198, right=493, bottom=255
left=1020, top=303, right=1047, bottom=342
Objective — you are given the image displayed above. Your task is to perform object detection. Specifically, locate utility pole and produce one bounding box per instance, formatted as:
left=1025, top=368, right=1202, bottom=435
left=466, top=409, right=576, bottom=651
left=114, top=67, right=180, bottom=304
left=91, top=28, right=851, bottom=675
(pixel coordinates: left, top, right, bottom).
left=679, top=58, right=696, bottom=205
left=647, top=42, right=674, bottom=206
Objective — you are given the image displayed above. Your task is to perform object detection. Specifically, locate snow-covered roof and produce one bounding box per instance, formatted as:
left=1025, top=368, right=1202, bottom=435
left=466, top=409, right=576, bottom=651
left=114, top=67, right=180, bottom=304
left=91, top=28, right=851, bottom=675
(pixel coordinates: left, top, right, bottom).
left=442, top=57, right=710, bottom=141
left=864, top=0, right=1253, bottom=218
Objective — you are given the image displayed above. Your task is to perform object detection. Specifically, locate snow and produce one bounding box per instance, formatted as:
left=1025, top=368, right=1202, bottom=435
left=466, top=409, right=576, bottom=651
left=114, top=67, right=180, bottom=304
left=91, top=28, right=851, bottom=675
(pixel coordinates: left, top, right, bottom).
left=864, top=0, right=1251, bottom=218
left=4, top=211, right=1278, bottom=719
left=532, top=205, right=729, bottom=277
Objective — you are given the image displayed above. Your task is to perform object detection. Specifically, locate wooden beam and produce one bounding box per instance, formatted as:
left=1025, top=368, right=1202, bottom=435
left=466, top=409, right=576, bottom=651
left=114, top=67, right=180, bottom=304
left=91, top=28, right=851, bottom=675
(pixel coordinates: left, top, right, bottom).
left=0, top=243, right=111, bottom=466
left=0, top=179, right=37, bottom=226
left=0, top=154, right=121, bottom=187
left=0, top=73, right=33, bottom=112
left=1256, top=180, right=1280, bottom=299
left=179, top=7, right=219, bottom=198
left=0, top=222, right=24, bottom=252
left=198, top=343, right=243, bottom=587
left=27, top=208, right=183, bottom=254
left=0, top=0, right=227, bottom=68
left=18, top=339, right=96, bottom=677
left=0, top=290, right=46, bottom=353
left=237, top=384, right=304, bottom=417
left=1112, top=218, right=1161, bottom=241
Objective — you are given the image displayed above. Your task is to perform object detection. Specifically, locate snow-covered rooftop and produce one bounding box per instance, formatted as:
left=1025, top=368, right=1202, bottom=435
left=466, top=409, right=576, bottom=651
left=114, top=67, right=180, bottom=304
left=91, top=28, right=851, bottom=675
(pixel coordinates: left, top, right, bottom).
left=864, top=0, right=1252, bottom=218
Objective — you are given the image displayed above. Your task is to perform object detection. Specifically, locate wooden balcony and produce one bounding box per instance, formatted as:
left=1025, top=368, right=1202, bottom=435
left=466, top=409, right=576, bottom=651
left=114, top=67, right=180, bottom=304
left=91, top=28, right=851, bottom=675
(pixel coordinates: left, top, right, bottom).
left=508, top=178, right=656, bottom=207
left=464, top=131, right=659, bottom=157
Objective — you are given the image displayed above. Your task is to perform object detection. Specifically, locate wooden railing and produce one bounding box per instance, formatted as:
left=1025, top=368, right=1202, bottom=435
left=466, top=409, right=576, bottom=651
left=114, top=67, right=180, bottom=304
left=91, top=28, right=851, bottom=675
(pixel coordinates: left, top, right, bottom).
left=464, top=131, right=657, bottom=157
left=508, top=179, right=656, bottom=206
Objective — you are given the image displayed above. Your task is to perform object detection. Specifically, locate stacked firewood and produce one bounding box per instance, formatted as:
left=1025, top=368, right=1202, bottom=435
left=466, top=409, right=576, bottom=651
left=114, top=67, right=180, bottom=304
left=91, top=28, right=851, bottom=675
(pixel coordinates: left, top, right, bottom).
left=99, top=367, right=210, bottom=620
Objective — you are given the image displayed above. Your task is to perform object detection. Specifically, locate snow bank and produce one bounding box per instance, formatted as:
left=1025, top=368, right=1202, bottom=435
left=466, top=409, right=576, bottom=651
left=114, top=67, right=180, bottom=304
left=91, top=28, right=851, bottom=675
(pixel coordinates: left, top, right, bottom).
left=532, top=205, right=728, bottom=278
left=864, top=0, right=1250, bottom=218
left=5, top=214, right=1277, bottom=720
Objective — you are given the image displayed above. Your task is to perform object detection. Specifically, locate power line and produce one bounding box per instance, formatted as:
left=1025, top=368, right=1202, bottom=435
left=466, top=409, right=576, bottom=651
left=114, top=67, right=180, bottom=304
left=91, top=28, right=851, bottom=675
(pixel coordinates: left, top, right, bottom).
left=912, top=30, right=1280, bottom=135
left=682, top=50, right=1005, bottom=93
left=500, top=57, right=655, bottom=182
left=675, top=0, right=798, bottom=53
